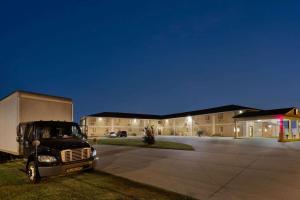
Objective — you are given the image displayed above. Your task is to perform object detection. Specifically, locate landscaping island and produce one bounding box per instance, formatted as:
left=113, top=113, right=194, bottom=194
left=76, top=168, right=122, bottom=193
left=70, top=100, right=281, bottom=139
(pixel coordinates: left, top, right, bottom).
left=91, top=138, right=194, bottom=151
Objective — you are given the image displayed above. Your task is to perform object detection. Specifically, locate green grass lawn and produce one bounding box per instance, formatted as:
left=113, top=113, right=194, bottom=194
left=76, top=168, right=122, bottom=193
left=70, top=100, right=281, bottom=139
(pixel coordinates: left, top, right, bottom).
left=281, top=138, right=300, bottom=142
left=91, top=138, right=194, bottom=151
left=0, top=161, right=194, bottom=200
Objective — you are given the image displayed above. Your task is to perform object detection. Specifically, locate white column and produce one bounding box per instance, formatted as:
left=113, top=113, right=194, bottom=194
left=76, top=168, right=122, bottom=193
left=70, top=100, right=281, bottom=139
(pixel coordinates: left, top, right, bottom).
left=289, top=120, right=292, bottom=138
left=297, top=120, right=299, bottom=138
left=111, top=118, right=114, bottom=132
left=234, top=120, right=238, bottom=138
left=212, top=115, right=216, bottom=136
left=191, top=117, right=193, bottom=136
left=173, top=119, right=176, bottom=135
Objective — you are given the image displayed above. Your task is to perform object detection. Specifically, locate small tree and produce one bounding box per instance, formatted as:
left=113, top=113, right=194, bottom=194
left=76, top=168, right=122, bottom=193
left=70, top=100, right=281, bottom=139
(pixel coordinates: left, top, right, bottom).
left=143, top=126, right=155, bottom=144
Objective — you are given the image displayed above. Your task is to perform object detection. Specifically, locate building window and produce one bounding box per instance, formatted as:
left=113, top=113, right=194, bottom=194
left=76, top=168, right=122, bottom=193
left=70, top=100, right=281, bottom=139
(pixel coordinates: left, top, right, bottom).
left=205, top=115, right=210, bottom=121
left=219, top=126, right=223, bottom=133
left=89, top=118, right=96, bottom=126
left=218, top=113, right=223, bottom=120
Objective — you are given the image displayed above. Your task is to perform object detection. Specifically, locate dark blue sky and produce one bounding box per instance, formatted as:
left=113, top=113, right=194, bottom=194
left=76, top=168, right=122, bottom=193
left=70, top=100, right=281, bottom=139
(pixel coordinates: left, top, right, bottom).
left=1, top=0, right=300, bottom=122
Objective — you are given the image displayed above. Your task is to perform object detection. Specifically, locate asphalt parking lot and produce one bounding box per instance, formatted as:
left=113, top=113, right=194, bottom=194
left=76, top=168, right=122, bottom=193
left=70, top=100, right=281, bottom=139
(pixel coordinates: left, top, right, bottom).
left=95, top=136, right=300, bottom=200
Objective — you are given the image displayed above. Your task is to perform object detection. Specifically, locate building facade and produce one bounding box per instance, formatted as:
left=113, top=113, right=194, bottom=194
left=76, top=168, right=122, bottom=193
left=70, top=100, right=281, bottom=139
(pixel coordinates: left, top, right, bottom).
left=81, top=105, right=300, bottom=142
left=234, top=107, right=300, bottom=141
left=80, top=105, right=256, bottom=138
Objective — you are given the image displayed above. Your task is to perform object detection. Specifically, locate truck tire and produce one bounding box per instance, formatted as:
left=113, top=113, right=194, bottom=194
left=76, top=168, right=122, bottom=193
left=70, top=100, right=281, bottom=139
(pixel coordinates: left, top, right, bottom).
left=27, top=161, right=41, bottom=184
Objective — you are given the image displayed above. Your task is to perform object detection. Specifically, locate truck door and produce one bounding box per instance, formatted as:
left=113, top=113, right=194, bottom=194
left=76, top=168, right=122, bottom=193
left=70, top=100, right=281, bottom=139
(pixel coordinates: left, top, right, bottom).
left=23, top=125, right=34, bottom=158
left=18, top=124, right=26, bottom=155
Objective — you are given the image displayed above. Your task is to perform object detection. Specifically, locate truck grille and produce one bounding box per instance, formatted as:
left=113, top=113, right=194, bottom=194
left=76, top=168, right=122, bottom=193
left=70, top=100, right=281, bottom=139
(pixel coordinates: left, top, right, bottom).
left=61, top=148, right=91, bottom=163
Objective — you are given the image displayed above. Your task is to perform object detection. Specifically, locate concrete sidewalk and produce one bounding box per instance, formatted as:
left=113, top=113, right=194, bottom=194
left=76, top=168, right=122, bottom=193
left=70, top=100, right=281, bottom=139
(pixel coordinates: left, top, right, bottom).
left=94, top=137, right=300, bottom=200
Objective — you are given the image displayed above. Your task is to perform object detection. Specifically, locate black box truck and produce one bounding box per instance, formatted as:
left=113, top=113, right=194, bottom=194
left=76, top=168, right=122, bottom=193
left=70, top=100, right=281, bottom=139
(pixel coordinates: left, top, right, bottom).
left=0, top=91, right=96, bottom=183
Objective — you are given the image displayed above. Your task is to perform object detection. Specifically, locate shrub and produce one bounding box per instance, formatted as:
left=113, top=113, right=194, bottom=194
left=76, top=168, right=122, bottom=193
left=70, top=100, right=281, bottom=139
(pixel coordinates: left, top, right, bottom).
left=93, top=138, right=97, bottom=144
left=143, top=126, right=155, bottom=145
left=197, top=130, right=204, bottom=137
left=143, top=135, right=155, bottom=144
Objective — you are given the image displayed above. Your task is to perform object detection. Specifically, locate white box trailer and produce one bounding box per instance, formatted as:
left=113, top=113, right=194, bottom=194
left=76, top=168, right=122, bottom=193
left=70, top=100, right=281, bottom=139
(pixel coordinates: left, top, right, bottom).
left=0, top=91, right=73, bottom=155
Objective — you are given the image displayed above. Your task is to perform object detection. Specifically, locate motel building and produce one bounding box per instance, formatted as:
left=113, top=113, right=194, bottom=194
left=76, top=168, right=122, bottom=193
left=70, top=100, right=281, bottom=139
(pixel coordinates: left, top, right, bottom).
left=80, top=105, right=300, bottom=142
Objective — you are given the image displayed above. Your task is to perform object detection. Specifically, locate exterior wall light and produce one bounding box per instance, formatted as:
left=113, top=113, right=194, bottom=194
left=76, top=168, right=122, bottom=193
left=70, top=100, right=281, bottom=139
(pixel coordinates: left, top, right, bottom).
left=98, top=117, right=103, bottom=121
left=239, top=110, right=243, bottom=114
left=187, top=116, right=192, bottom=123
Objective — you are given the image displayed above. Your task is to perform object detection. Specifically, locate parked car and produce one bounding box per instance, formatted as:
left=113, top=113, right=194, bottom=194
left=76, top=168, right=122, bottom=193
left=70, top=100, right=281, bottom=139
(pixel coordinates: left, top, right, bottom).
left=107, top=131, right=127, bottom=138
left=117, top=131, right=128, bottom=137
left=108, top=132, right=118, bottom=138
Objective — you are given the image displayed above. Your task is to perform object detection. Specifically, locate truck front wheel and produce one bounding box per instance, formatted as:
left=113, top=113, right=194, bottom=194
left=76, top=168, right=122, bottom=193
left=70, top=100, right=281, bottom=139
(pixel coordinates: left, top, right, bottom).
left=27, top=161, right=40, bottom=184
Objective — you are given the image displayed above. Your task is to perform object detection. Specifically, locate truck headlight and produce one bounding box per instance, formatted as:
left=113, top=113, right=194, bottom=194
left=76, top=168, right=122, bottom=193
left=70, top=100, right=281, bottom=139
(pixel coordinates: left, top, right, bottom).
left=92, top=149, right=97, bottom=157
left=38, top=155, right=57, bottom=163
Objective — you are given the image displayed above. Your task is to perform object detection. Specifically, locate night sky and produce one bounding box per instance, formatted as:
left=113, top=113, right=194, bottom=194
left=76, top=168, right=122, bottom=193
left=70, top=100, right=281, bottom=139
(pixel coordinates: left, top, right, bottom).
left=1, top=1, right=300, bottom=122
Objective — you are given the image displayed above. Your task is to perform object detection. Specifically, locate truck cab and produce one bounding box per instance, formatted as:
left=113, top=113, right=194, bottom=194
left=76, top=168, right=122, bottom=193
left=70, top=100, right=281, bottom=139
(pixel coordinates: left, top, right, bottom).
left=18, top=121, right=96, bottom=183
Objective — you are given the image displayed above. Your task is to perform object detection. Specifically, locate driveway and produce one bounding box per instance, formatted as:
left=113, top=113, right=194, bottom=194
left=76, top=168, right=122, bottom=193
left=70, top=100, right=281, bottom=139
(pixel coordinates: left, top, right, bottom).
left=94, top=136, right=300, bottom=200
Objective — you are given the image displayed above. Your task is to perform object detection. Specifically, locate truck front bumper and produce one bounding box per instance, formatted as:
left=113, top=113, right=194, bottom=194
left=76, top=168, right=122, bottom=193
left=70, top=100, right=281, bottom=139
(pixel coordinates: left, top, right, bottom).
left=38, top=160, right=96, bottom=177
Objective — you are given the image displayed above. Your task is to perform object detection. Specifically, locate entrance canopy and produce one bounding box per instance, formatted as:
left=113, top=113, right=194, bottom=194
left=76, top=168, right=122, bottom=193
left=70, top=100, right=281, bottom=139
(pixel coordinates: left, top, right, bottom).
left=233, top=107, right=300, bottom=141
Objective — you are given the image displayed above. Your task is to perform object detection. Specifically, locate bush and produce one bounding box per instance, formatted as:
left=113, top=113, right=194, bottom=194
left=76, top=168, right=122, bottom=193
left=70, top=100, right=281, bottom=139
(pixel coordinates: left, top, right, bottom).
left=143, top=126, right=155, bottom=145
left=93, top=138, right=97, bottom=144
left=143, top=135, right=155, bottom=145
left=197, top=130, right=204, bottom=137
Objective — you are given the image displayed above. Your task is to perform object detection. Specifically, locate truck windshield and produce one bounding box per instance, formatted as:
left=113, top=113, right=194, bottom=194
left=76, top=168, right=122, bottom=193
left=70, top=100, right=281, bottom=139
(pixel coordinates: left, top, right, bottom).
left=36, top=125, right=84, bottom=140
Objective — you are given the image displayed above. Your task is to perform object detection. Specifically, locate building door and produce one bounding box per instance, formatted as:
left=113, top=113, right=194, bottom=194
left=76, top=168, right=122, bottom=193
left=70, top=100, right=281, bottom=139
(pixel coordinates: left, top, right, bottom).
left=249, top=126, right=254, bottom=137
left=158, top=128, right=162, bottom=135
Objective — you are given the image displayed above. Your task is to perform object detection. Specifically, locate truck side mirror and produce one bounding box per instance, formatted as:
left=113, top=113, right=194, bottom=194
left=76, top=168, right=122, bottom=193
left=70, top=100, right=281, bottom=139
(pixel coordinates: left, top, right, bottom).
left=16, top=136, right=23, bottom=143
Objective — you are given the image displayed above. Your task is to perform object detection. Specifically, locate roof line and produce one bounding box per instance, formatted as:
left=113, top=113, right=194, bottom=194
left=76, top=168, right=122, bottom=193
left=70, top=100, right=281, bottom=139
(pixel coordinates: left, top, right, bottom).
left=0, top=90, right=72, bottom=102
left=233, top=107, right=296, bottom=118
left=163, top=104, right=259, bottom=118
left=87, top=105, right=260, bottom=119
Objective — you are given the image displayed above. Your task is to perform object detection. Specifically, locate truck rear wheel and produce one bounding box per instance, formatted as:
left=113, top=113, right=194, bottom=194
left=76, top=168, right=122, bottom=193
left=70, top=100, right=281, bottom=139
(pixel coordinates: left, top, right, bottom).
left=27, top=161, right=41, bottom=184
